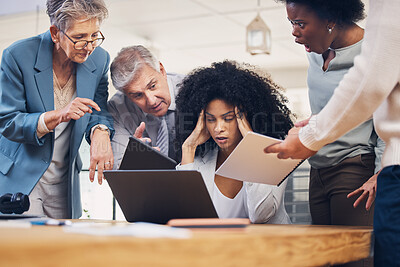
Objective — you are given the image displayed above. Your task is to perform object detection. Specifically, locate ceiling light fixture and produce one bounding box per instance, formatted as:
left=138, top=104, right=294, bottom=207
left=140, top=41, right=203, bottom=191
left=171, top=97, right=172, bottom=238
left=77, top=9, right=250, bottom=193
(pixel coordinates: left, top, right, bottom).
left=246, top=0, right=271, bottom=55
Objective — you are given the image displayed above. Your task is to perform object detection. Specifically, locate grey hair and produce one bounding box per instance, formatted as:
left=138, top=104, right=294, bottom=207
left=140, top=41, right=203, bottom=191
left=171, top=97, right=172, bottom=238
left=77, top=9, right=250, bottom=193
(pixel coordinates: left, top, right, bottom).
left=46, top=0, right=108, bottom=31
left=110, top=45, right=161, bottom=92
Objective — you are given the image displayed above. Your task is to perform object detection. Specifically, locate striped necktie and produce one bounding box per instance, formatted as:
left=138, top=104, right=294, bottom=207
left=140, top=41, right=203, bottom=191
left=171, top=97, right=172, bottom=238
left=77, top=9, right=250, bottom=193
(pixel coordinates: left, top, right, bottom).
left=156, top=115, right=169, bottom=156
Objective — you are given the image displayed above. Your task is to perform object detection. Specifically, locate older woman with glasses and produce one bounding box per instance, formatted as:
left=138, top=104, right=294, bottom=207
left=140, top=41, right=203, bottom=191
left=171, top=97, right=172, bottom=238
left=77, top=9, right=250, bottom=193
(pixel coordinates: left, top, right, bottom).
left=0, top=0, right=114, bottom=219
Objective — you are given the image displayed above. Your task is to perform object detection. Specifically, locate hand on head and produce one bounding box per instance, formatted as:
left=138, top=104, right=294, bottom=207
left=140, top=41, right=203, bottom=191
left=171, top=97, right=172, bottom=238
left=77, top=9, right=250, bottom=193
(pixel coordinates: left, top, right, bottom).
left=183, top=110, right=211, bottom=149
left=180, top=110, right=211, bottom=165
left=235, top=106, right=252, bottom=137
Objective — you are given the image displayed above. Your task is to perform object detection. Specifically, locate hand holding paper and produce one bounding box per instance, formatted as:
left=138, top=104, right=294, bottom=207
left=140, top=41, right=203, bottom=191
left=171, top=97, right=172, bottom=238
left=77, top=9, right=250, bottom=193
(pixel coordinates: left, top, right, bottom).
left=264, top=127, right=316, bottom=159
left=216, top=132, right=303, bottom=185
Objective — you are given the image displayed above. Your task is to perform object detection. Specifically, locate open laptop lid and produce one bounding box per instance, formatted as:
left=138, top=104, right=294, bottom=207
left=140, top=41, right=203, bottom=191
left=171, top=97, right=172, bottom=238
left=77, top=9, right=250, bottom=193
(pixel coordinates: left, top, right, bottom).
left=119, top=137, right=177, bottom=170
left=104, top=170, right=218, bottom=224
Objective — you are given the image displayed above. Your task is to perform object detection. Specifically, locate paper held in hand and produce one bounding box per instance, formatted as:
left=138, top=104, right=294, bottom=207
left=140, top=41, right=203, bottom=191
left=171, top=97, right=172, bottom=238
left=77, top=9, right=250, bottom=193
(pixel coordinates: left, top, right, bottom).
left=215, top=132, right=303, bottom=186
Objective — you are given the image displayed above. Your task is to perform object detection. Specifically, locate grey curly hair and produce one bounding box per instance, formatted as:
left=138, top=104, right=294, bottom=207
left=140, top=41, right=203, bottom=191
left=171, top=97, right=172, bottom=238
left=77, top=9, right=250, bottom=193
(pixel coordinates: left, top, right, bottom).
left=46, top=0, right=108, bottom=31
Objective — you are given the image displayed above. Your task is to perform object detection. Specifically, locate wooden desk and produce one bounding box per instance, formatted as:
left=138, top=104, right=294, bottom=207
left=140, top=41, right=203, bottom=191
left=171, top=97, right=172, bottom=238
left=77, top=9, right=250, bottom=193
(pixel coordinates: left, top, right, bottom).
left=0, top=223, right=372, bottom=267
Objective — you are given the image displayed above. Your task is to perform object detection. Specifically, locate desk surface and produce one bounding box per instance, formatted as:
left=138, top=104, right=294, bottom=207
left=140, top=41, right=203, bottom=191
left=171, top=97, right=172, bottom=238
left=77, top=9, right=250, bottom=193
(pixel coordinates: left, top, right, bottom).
left=0, top=223, right=372, bottom=267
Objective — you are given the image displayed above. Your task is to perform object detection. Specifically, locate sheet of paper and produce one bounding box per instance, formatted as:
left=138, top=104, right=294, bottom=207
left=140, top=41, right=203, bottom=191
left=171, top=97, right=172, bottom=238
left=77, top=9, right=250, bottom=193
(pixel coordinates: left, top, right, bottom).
left=215, top=132, right=303, bottom=185
left=0, top=220, right=31, bottom=228
left=63, top=222, right=192, bottom=239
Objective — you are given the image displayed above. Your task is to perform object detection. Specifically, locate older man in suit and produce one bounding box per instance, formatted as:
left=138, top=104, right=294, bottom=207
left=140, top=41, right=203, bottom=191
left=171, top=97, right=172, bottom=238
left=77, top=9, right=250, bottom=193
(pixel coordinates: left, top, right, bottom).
left=108, top=45, right=185, bottom=168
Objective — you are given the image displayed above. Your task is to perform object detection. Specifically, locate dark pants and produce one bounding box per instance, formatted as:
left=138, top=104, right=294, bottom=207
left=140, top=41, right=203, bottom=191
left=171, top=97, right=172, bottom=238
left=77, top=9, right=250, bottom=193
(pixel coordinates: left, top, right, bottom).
left=310, top=154, right=375, bottom=267
left=374, top=165, right=400, bottom=267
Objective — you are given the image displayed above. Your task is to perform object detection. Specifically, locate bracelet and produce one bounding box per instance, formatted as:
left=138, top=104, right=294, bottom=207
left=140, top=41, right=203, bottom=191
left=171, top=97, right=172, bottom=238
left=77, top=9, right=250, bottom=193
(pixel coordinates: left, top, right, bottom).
left=92, top=124, right=110, bottom=136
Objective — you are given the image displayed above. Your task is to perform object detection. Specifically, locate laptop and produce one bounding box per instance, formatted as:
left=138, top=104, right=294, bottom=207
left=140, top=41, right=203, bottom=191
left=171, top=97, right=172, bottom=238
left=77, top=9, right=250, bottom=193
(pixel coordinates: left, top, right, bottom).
left=104, top=170, right=218, bottom=224
left=119, top=137, right=177, bottom=170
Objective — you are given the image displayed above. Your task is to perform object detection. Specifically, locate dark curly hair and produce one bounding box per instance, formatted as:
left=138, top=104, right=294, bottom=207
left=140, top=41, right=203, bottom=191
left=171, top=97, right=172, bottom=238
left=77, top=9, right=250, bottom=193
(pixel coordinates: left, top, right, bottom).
left=275, top=0, right=365, bottom=26
left=175, top=60, right=294, bottom=157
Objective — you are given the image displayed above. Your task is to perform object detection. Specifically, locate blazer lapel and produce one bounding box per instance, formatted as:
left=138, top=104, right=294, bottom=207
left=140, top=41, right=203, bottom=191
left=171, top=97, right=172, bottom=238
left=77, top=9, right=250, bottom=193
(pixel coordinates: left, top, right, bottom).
left=71, top=57, right=97, bottom=154
left=76, top=56, right=97, bottom=99
left=34, top=31, right=54, bottom=111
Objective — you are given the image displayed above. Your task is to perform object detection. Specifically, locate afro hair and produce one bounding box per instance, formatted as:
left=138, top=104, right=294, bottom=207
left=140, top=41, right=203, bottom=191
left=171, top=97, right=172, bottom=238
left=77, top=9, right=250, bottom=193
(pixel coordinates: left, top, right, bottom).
left=175, top=60, right=294, bottom=157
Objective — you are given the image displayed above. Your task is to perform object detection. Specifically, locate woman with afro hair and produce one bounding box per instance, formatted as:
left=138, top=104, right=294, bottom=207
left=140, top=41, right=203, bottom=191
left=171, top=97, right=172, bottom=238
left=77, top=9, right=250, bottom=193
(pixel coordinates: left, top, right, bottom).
left=175, top=60, right=293, bottom=224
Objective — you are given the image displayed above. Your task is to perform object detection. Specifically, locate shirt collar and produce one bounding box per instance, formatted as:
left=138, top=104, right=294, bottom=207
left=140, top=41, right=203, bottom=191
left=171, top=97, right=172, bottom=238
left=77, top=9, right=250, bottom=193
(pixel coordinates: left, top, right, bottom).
left=167, top=74, right=176, bottom=111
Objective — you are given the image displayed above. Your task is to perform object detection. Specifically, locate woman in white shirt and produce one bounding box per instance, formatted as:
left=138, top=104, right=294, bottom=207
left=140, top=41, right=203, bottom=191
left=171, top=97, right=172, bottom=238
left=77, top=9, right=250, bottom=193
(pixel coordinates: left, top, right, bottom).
left=175, top=61, right=294, bottom=224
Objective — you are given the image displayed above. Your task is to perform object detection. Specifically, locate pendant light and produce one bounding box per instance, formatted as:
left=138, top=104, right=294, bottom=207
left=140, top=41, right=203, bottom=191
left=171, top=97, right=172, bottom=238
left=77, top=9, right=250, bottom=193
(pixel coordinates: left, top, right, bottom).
left=246, top=0, right=271, bottom=55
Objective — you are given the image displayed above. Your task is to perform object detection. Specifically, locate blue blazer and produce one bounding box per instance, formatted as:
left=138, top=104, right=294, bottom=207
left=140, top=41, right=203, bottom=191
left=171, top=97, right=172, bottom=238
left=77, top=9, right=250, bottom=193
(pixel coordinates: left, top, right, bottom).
left=0, top=31, right=114, bottom=218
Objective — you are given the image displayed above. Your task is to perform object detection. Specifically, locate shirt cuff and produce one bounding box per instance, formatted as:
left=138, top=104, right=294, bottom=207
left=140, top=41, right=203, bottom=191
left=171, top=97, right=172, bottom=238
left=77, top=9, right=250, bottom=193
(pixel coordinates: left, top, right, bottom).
left=176, top=162, right=195, bottom=170
left=298, top=115, right=325, bottom=152
left=36, top=113, right=52, bottom=138
left=90, top=124, right=110, bottom=140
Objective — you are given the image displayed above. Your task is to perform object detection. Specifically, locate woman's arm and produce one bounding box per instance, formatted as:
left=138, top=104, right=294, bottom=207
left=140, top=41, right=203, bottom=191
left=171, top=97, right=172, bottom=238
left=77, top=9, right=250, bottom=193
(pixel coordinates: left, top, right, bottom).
left=181, top=110, right=210, bottom=165
left=237, top=107, right=286, bottom=223
left=84, top=50, right=114, bottom=184
left=85, top=50, right=114, bottom=142
left=0, top=49, right=43, bottom=145
left=43, top=97, right=101, bottom=130
left=347, top=133, right=385, bottom=210
left=245, top=181, right=287, bottom=224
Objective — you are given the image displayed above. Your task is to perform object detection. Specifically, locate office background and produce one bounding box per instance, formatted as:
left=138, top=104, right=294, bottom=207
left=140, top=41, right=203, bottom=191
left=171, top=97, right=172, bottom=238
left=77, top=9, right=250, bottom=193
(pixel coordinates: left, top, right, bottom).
left=0, top=0, right=368, bottom=222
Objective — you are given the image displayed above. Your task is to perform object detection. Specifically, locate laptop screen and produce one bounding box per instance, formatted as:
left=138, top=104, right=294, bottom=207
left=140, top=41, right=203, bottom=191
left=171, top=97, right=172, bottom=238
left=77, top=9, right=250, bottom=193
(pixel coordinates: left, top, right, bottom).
left=104, top=170, right=218, bottom=224
left=119, top=137, right=177, bottom=170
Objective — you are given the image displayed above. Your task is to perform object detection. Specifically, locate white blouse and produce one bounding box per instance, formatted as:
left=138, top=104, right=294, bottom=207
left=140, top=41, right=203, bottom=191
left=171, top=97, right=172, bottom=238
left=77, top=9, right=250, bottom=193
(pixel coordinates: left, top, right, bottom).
left=212, top=183, right=247, bottom=219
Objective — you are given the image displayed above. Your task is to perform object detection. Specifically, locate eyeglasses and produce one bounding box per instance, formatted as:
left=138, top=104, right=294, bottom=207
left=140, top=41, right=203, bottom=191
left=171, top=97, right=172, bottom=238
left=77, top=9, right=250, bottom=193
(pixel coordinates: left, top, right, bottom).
left=61, top=30, right=105, bottom=50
